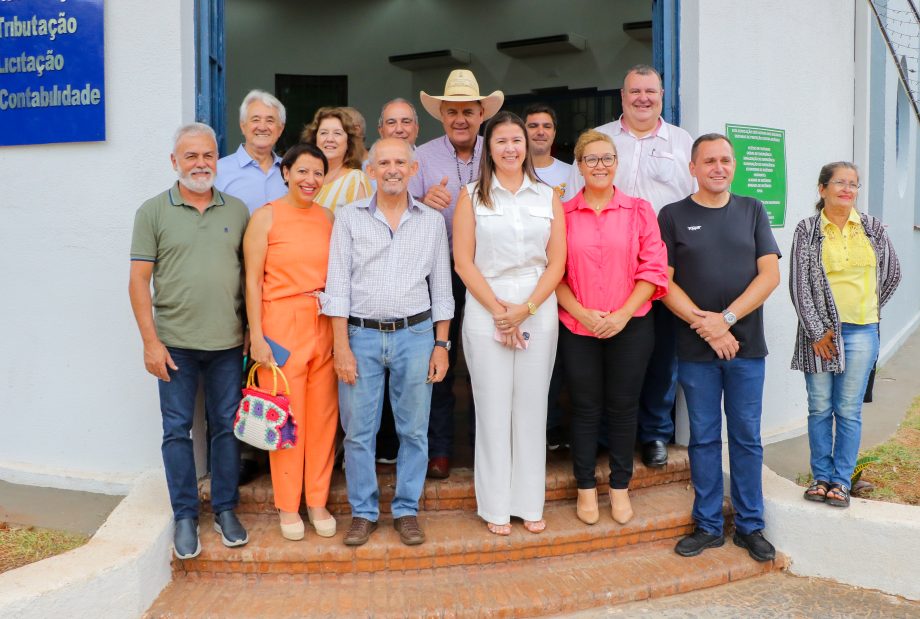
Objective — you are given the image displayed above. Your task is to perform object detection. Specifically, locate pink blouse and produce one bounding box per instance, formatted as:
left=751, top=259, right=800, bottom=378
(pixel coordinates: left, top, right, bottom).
left=559, top=189, right=669, bottom=337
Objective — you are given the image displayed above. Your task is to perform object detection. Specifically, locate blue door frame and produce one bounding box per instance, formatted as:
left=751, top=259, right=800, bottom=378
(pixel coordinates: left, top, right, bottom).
left=195, top=0, right=226, bottom=154
left=652, top=0, right=681, bottom=126
left=196, top=1, right=680, bottom=152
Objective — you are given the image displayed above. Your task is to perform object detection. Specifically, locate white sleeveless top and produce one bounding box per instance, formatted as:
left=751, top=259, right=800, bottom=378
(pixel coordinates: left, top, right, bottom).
left=468, top=175, right=554, bottom=279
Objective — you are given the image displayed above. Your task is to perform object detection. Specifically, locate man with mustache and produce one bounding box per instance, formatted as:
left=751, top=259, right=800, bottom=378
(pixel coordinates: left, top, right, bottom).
left=564, top=64, right=694, bottom=470
left=129, top=123, right=250, bottom=559
left=324, top=138, right=454, bottom=546
left=409, top=70, right=504, bottom=479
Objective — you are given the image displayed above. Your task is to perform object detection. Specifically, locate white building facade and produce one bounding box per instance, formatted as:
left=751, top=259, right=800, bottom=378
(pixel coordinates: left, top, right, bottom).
left=1, top=0, right=917, bottom=491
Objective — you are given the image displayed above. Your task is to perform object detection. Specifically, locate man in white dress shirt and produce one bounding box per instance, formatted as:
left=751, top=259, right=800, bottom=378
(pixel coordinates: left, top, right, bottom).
left=563, top=64, right=694, bottom=469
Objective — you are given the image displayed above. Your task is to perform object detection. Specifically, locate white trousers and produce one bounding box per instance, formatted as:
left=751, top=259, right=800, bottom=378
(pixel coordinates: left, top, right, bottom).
left=463, top=269, right=557, bottom=524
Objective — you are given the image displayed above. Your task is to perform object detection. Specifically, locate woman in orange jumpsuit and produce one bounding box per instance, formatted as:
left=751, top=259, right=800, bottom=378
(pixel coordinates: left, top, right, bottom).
left=243, top=142, right=338, bottom=541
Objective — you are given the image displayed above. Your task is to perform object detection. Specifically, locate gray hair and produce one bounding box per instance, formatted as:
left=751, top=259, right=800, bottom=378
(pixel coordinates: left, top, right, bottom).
left=172, top=122, right=217, bottom=154
left=341, top=106, right=367, bottom=136
left=239, top=89, right=286, bottom=125
left=623, top=64, right=663, bottom=90
left=367, top=138, right=416, bottom=165
left=377, top=97, right=419, bottom=128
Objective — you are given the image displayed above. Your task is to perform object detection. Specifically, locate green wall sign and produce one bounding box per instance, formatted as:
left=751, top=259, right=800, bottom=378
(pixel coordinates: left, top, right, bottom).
left=725, top=124, right=787, bottom=228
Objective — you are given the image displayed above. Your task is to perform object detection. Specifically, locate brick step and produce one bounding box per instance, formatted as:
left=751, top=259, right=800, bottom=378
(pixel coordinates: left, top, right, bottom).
left=201, top=447, right=690, bottom=515
left=147, top=539, right=786, bottom=618
left=177, top=480, right=724, bottom=576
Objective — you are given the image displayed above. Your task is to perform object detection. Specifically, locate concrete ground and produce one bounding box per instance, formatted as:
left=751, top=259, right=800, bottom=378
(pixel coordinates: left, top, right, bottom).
left=764, top=328, right=919, bottom=482
left=565, top=573, right=920, bottom=618
left=0, top=480, right=122, bottom=535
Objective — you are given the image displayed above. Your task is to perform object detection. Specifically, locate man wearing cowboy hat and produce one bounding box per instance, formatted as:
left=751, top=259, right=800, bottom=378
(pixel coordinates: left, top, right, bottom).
left=409, top=69, right=503, bottom=479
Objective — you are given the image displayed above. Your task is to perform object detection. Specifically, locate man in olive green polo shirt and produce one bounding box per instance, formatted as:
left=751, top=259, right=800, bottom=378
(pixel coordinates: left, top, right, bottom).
left=129, top=123, right=250, bottom=559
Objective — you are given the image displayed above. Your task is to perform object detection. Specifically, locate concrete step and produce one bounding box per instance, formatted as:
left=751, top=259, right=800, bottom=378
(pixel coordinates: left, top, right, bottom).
left=148, top=539, right=786, bottom=618
left=200, top=447, right=691, bottom=515
left=177, top=480, right=717, bottom=576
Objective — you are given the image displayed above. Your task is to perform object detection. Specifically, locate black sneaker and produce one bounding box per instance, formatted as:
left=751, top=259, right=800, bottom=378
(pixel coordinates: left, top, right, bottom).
left=546, top=427, right=569, bottom=451
left=733, top=530, right=776, bottom=562
left=674, top=529, right=724, bottom=557
left=173, top=518, right=201, bottom=559
left=214, top=510, right=249, bottom=547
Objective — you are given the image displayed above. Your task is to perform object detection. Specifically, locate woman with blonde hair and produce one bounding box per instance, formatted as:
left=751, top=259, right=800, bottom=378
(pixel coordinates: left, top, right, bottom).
left=301, top=107, right=371, bottom=211
left=556, top=130, right=667, bottom=526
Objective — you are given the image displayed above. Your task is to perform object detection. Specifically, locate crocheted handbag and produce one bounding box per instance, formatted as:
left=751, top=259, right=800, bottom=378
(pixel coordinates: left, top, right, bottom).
left=233, top=362, right=298, bottom=451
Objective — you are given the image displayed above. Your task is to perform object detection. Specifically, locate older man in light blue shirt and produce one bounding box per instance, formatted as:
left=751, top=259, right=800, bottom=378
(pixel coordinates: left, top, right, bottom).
left=216, top=89, right=287, bottom=213
left=324, top=138, right=453, bottom=548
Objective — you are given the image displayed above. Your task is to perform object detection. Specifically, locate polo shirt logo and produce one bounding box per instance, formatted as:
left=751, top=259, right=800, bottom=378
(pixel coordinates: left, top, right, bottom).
left=688, top=225, right=701, bottom=231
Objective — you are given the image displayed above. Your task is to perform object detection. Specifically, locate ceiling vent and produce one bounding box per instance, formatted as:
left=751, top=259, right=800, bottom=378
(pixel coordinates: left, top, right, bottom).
left=389, top=49, right=471, bottom=70
left=496, top=34, right=587, bottom=58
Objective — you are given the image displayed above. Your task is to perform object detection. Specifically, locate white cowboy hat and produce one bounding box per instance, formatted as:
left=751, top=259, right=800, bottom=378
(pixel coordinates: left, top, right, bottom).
left=419, top=70, right=504, bottom=120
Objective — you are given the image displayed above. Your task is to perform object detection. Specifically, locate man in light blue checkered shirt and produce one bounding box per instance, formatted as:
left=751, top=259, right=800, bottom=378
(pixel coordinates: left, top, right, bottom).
left=322, top=138, right=454, bottom=547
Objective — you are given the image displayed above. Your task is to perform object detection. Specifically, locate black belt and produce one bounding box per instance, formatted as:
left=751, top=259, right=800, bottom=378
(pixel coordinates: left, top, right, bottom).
left=347, top=309, right=431, bottom=332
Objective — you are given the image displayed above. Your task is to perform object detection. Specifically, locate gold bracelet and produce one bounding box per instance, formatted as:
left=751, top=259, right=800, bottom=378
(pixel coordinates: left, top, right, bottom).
left=527, top=302, right=538, bottom=315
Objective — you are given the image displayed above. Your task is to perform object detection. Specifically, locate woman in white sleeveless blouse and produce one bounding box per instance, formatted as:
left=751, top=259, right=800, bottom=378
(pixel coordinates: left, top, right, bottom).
left=453, top=112, right=566, bottom=535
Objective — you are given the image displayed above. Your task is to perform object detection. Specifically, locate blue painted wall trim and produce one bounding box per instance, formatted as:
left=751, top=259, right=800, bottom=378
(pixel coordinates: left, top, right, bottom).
left=653, top=0, right=681, bottom=126
left=195, top=0, right=226, bottom=154
left=868, top=21, right=886, bottom=219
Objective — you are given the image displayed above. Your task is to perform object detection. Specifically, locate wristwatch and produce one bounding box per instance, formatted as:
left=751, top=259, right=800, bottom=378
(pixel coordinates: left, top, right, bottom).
left=434, top=340, right=452, bottom=351
left=527, top=302, right=538, bottom=315
left=722, top=310, right=738, bottom=326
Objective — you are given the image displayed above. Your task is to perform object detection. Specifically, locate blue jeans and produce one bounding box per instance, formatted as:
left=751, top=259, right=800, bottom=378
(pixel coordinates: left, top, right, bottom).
left=805, top=323, right=880, bottom=489
left=678, top=357, right=765, bottom=536
left=339, top=318, right=434, bottom=520
left=638, top=302, right=678, bottom=443
left=159, top=346, right=243, bottom=520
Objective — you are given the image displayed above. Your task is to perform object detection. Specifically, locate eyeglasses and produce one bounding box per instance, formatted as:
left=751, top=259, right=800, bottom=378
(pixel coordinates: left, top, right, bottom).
left=828, top=180, right=861, bottom=190
left=581, top=154, right=617, bottom=168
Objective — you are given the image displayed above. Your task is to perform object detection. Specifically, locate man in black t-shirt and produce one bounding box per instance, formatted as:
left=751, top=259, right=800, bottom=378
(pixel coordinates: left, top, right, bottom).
left=658, top=134, right=781, bottom=563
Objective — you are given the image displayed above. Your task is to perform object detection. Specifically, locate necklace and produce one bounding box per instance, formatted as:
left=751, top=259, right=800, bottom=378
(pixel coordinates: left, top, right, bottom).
left=453, top=138, right=477, bottom=186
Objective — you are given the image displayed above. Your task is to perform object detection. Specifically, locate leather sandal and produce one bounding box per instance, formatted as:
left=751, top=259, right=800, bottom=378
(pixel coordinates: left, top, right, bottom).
left=803, top=479, right=830, bottom=502
left=487, top=522, right=512, bottom=536
left=825, top=483, right=850, bottom=508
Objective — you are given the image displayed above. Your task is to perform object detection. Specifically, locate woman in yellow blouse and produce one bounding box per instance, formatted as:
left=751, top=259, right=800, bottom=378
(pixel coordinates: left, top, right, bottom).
left=789, top=162, right=901, bottom=508
left=300, top=107, right=371, bottom=211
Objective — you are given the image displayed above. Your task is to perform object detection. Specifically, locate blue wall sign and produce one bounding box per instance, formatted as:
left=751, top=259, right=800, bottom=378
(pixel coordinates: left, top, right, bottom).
left=0, top=0, right=105, bottom=147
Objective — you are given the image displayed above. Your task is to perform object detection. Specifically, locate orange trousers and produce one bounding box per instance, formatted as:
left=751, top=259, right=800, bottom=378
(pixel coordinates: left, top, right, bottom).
left=258, top=295, right=338, bottom=512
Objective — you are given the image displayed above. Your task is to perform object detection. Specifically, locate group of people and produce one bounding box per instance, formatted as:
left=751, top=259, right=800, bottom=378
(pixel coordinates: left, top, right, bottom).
left=129, top=64, right=901, bottom=563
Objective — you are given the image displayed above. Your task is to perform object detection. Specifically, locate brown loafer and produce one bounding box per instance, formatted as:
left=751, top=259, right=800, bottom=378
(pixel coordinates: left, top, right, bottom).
left=393, top=515, right=425, bottom=545
left=426, top=457, right=450, bottom=479
left=343, top=517, right=377, bottom=546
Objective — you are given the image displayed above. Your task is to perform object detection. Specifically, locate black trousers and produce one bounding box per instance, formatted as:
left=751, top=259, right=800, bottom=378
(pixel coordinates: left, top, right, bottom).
left=560, top=314, right=654, bottom=490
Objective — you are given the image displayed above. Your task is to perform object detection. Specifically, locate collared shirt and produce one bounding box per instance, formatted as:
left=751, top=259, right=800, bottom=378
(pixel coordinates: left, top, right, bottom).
left=216, top=144, right=286, bottom=213
left=470, top=174, right=554, bottom=279
left=562, top=117, right=694, bottom=212
left=821, top=208, right=878, bottom=324
left=409, top=134, right=483, bottom=245
left=322, top=193, right=454, bottom=322
left=559, top=189, right=668, bottom=337
left=130, top=183, right=250, bottom=350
